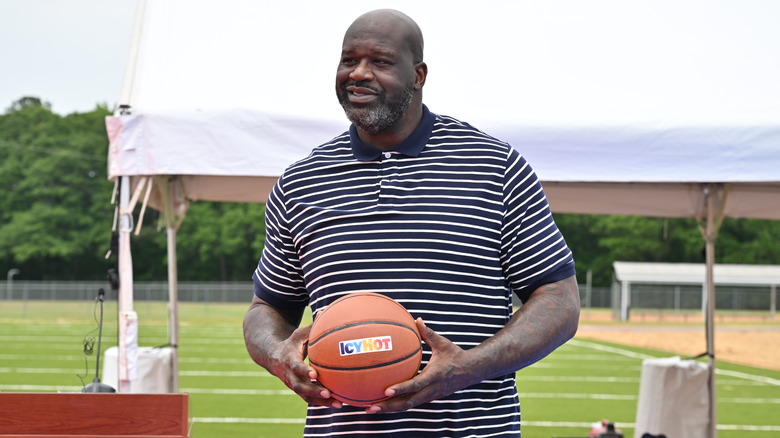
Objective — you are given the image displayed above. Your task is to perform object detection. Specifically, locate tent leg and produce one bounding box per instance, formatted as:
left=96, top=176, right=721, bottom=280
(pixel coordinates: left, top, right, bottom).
left=159, top=176, right=182, bottom=394
left=704, top=185, right=718, bottom=438
left=117, top=176, right=138, bottom=393
left=167, top=224, right=179, bottom=393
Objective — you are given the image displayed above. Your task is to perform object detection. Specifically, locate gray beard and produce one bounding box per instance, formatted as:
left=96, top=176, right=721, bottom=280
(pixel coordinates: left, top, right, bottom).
left=340, top=86, right=414, bottom=135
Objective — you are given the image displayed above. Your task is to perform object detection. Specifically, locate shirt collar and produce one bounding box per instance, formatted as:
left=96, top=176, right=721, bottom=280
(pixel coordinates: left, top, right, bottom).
left=350, top=105, right=435, bottom=162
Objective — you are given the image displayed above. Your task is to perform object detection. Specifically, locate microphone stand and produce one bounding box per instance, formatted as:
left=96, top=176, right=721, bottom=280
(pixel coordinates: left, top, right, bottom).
left=83, top=288, right=116, bottom=393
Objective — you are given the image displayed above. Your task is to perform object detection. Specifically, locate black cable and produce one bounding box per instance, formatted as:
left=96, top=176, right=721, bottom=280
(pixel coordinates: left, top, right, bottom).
left=685, top=351, right=714, bottom=360
left=76, top=296, right=100, bottom=387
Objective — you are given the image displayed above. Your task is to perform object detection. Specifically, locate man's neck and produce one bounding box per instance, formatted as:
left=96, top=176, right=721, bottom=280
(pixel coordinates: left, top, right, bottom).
left=355, top=105, right=424, bottom=151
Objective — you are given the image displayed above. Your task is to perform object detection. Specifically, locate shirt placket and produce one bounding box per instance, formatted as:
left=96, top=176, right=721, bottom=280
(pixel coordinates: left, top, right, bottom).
left=378, top=151, right=399, bottom=210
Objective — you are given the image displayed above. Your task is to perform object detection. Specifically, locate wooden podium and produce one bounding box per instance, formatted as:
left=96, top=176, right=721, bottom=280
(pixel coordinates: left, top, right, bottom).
left=0, top=393, right=189, bottom=438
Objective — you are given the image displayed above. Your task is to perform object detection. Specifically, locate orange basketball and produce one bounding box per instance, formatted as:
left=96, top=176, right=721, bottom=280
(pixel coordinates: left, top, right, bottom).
left=308, top=292, right=423, bottom=407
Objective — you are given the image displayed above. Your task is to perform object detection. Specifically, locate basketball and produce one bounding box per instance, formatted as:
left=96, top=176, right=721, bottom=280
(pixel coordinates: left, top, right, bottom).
left=307, top=292, right=423, bottom=407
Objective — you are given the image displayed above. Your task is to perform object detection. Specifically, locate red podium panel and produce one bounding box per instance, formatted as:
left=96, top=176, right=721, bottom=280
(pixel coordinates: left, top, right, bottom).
left=0, top=393, right=189, bottom=438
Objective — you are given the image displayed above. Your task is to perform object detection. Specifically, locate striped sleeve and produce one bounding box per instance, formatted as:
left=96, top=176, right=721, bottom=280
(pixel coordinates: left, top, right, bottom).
left=500, top=147, right=575, bottom=302
left=252, top=173, right=310, bottom=309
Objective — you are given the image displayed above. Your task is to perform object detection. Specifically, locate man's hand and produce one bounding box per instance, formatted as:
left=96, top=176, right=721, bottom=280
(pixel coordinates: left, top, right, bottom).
left=243, top=297, right=343, bottom=409
left=270, top=324, right=344, bottom=408
left=364, top=275, right=580, bottom=413
left=365, top=318, right=478, bottom=413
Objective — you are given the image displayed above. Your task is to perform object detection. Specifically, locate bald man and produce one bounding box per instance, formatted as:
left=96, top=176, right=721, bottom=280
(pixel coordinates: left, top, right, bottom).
left=244, top=9, right=580, bottom=437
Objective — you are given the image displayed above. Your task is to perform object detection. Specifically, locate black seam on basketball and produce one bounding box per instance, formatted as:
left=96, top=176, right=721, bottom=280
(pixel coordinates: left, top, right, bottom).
left=308, top=320, right=419, bottom=347
left=309, top=345, right=422, bottom=371
left=314, top=293, right=406, bottom=319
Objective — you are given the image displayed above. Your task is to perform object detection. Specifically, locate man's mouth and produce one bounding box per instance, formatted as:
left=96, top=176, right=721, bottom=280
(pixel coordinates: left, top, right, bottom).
left=345, top=84, right=380, bottom=103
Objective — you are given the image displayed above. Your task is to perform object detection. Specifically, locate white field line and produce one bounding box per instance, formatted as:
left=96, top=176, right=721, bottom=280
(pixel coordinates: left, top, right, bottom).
left=178, top=357, right=254, bottom=364
left=189, top=417, right=780, bottom=432
left=178, top=370, right=273, bottom=377
left=4, top=345, right=249, bottom=353
left=531, top=362, right=642, bottom=370
left=2, top=384, right=777, bottom=406
left=194, top=417, right=305, bottom=424
left=542, top=354, right=637, bottom=361
left=566, top=339, right=655, bottom=360
left=0, top=363, right=765, bottom=385
left=0, top=368, right=272, bottom=377
left=570, top=339, right=780, bottom=386
left=0, top=335, right=244, bottom=344
left=0, top=355, right=254, bottom=365
left=0, top=354, right=81, bottom=360
left=717, top=369, right=780, bottom=386
left=1, top=365, right=773, bottom=387
left=523, top=376, right=639, bottom=383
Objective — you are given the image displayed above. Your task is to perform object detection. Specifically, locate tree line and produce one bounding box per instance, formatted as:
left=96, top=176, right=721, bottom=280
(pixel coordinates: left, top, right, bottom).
left=2, top=97, right=779, bottom=286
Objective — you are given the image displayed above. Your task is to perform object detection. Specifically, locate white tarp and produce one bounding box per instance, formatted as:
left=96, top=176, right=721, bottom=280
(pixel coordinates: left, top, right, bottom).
left=635, top=357, right=710, bottom=438
left=107, top=0, right=780, bottom=217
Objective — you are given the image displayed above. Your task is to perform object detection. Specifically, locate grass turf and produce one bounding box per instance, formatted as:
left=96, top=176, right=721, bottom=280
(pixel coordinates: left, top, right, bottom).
left=1, top=300, right=778, bottom=437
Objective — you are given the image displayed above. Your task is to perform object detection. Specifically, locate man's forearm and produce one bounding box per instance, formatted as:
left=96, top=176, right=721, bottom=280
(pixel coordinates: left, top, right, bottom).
left=463, top=275, right=580, bottom=381
left=243, top=297, right=301, bottom=371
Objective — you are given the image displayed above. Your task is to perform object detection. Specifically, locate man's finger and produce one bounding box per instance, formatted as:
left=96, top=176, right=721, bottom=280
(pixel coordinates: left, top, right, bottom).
left=415, top=317, right=429, bottom=341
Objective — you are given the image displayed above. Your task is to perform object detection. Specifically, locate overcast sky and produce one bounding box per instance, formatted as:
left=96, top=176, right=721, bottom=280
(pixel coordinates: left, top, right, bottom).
left=2, top=0, right=778, bottom=123
left=0, top=0, right=137, bottom=115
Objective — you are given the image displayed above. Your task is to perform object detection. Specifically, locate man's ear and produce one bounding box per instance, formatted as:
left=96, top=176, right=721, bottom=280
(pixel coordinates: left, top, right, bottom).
left=414, top=62, right=428, bottom=90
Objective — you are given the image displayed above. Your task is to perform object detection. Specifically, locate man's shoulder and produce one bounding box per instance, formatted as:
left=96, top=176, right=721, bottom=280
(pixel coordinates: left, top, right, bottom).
left=284, top=131, right=352, bottom=171
left=311, top=130, right=352, bottom=154
left=429, top=112, right=513, bottom=153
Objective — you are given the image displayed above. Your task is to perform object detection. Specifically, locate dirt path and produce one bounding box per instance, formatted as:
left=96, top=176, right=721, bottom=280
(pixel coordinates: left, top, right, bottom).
left=575, top=324, right=780, bottom=371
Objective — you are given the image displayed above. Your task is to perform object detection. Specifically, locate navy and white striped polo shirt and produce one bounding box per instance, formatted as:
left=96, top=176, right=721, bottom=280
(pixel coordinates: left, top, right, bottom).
left=253, top=105, right=575, bottom=437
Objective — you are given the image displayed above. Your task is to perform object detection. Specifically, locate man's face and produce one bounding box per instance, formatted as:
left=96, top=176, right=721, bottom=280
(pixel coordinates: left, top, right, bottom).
left=336, top=26, right=417, bottom=135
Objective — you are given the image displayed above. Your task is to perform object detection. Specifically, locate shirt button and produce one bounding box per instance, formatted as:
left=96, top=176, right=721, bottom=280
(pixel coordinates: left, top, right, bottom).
left=384, top=152, right=392, bottom=159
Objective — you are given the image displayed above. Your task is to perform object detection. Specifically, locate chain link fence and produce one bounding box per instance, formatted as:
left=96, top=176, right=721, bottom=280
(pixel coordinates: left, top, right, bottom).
left=610, top=282, right=777, bottom=320
left=1, top=281, right=775, bottom=319
left=1, top=281, right=252, bottom=303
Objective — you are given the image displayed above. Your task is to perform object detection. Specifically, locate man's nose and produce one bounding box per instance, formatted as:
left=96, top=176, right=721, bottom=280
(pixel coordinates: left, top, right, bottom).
left=349, top=59, right=374, bottom=81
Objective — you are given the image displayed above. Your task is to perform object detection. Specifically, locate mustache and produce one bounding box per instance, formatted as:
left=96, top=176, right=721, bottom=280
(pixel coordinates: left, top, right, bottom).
left=342, top=82, right=382, bottom=93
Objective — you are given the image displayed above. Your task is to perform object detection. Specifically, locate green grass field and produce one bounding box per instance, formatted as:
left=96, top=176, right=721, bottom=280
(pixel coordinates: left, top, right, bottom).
left=1, top=300, right=779, bottom=437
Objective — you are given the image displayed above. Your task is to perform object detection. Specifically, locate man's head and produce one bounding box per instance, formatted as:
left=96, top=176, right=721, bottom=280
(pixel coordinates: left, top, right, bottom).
left=336, top=9, right=427, bottom=138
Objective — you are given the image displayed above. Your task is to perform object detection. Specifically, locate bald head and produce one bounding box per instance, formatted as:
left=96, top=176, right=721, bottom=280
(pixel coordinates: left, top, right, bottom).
left=345, top=9, right=424, bottom=63
left=336, top=9, right=428, bottom=145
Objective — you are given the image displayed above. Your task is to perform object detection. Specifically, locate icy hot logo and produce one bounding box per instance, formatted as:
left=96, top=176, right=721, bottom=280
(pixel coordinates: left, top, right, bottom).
left=339, top=336, right=393, bottom=356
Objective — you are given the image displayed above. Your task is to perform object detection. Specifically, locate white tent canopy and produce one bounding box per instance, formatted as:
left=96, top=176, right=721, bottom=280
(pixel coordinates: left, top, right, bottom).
left=107, top=1, right=780, bottom=436
left=108, top=0, right=780, bottom=212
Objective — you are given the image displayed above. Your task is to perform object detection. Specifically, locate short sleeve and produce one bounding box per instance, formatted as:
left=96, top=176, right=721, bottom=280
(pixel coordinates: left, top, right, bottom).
left=252, top=174, right=310, bottom=310
left=500, top=148, right=575, bottom=302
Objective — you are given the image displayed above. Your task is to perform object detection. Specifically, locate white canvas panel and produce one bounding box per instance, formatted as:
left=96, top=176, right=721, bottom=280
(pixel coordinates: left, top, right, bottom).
left=634, top=357, right=710, bottom=438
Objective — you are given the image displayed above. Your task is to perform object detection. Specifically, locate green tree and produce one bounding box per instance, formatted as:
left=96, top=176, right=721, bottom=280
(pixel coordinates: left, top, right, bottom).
left=556, top=214, right=704, bottom=286
left=5, top=96, right=51, bottom=113
left=718, top=218, right=780, bottom=264
left=0, top=97, right=115, bottom=279
left=0, top=96, right=269, bottom=282
left=174, top=202, right=266, bottom=281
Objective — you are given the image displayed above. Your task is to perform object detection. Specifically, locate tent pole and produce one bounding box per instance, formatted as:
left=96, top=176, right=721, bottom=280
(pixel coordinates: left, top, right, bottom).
left=117, top=176, right=138, bottom=393
left=113, top=0, right=148, bottom=394
left=166, top=223, right=179, bottom=392
left=159, top=176, right=181, bottom=393
left=704, top=184, right=718, bottom=438
left=118, top=0, right=148, bottom=107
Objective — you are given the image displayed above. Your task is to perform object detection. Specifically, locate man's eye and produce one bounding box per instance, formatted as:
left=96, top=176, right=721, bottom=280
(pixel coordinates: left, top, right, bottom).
left=341, top=58, right=357, bottom=66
